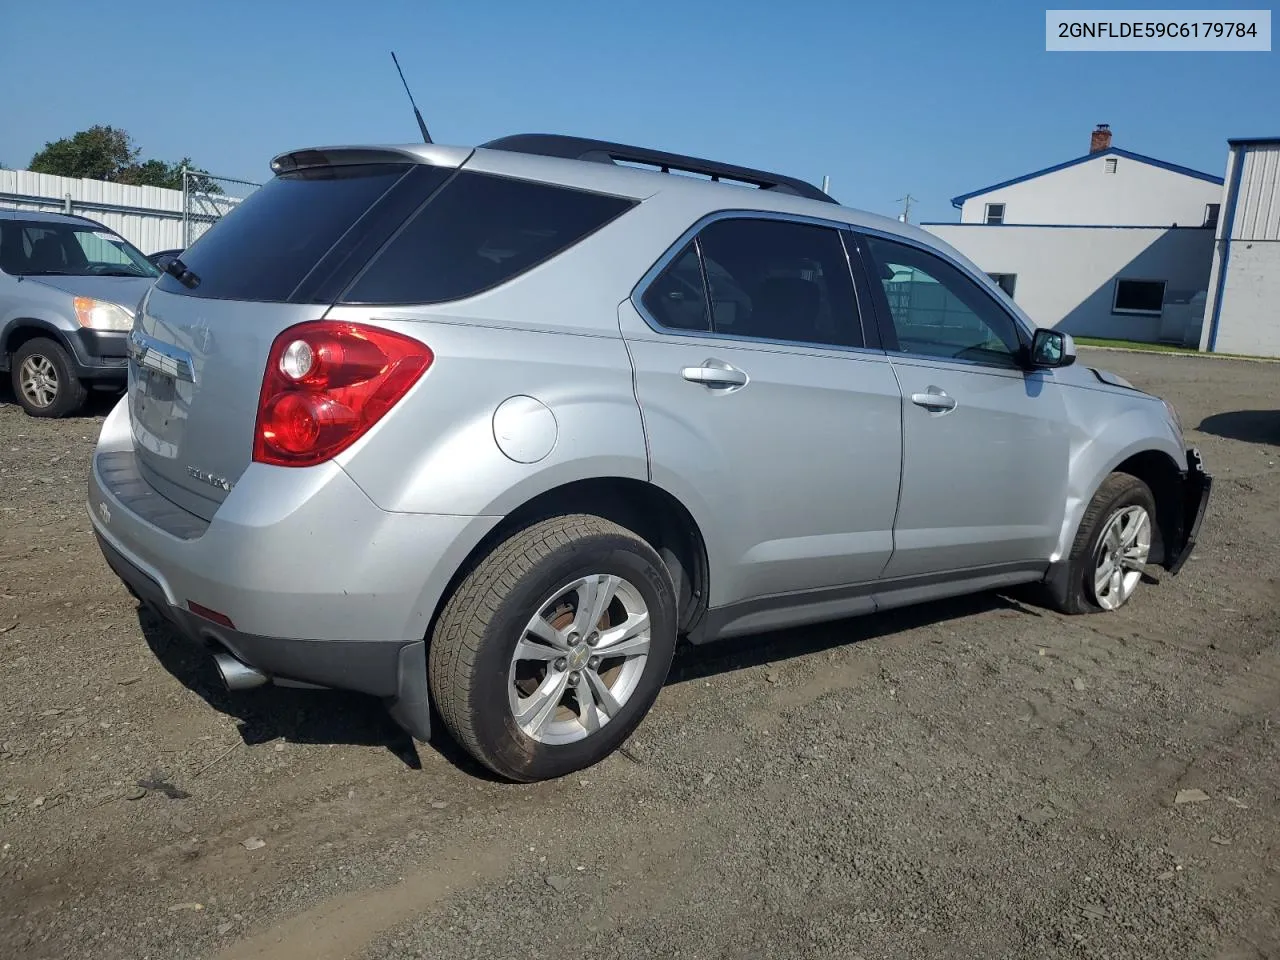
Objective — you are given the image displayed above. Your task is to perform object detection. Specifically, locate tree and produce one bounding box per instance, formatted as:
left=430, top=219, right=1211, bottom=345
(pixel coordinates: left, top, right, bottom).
left=118, top=157, right=182, bottom=189
left=28, top=125, right=220, bottom=193
left=29, top=125, right=137, bottom=181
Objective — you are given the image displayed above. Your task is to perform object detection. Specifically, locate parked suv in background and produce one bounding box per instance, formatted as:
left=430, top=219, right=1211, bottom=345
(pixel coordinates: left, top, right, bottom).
left=86, top=135, right=1212, bottom=782
left=1, top=210, right=160, bottom=416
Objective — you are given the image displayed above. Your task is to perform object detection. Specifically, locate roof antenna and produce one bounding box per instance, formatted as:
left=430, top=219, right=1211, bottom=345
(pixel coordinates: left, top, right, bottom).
left=390, top=51, right=432, bottom=144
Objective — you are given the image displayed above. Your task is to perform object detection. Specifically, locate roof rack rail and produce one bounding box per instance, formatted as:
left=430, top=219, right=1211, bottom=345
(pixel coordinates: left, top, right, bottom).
left=480, top=134, right=836, bottom=204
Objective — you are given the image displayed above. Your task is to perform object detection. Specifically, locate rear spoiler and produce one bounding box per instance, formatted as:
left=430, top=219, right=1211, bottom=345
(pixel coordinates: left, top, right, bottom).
left=269, top=144, right=473, bottom=174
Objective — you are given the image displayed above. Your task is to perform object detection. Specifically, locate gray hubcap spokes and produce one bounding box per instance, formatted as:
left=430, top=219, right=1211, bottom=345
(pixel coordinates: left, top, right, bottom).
left=508, top=573, right=651, bottom=745
left=19, top=355, right=59, bottom=408
left=1092, top=505, right=1152, bottom=610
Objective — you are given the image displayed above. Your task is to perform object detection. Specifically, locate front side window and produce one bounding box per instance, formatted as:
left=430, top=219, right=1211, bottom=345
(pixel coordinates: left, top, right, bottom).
left=862, top=234, right=1024, bottom=368
left=0, top=220, right=159, bottom=279
left=1112, top=279, right=1166, bottom=315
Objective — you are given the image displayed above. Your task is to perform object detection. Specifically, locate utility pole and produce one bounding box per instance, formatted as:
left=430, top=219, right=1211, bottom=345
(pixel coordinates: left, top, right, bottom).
left=897, top=193, right=917, bottom=223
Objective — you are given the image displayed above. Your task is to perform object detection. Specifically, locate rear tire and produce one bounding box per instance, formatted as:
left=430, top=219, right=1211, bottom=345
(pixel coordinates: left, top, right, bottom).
left=428, top=514, right=678, bottom=782
left=1049, top=472, right=1157, bottom=615
left=11, top=337, right=88, bottom=418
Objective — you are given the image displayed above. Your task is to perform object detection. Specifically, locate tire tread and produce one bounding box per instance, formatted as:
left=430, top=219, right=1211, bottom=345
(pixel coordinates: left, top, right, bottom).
left=11, top=337, right=88, bottom=418
left=1052, top=471, right=1154, bottom=615
left=428, top=513, right=647, bottom=777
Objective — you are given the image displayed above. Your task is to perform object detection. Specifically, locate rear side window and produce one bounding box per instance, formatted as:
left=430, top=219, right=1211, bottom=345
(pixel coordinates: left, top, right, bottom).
left=640, top=242, right=711, bottom=331
left=694, top=217, right=863, bottom=348
left=155, top=163, right=415, bottom=302
left=341, top=172, right=636, bottom=304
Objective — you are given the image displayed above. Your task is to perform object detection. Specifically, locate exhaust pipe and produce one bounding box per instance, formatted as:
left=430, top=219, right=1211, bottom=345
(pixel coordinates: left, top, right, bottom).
left=213, top=651, right=269, bottom=690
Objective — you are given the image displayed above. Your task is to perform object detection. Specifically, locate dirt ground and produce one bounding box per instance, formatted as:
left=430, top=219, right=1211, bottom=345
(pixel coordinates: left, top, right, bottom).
left=1, top=348, right=1277, bottom=960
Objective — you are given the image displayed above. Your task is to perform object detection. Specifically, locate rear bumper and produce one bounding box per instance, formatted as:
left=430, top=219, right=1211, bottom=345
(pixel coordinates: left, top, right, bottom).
left=86, top=396, right=501, bottom=740
left=1164, top=446, right=1212, bottom=576
left=94, top=530, right=431, bottom=739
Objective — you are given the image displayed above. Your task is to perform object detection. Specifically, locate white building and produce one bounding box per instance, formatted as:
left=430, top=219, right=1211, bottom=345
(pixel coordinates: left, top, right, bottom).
left=924, top=125, right=1225, bottom=346
left=1200, top=137, right=1280, bottom=358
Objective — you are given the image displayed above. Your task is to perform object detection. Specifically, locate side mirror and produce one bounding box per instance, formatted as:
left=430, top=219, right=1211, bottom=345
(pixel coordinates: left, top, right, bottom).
left=1029, top=328, right=1076, bottom=368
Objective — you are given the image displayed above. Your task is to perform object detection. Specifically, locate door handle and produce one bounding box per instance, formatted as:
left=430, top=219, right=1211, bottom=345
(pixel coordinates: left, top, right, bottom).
left=910, top=390, right=957, bottom=412
left=681, top=361, right=748, bottom=389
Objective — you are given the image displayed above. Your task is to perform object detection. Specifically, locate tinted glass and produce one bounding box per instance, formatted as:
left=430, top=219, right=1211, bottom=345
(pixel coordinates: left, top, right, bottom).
left=693, top=218, right=862, bottom=348
left=0, top=221, right=158, bottom=278
left=1113, top=279, right=1165, bottom=314
left=863, top=235, right=1023, bottom=367
left=156, top=163, right=412, bottom=302
left=342, top=172, right=636, bottom=305
left=640, top=242, right=711, bottom=331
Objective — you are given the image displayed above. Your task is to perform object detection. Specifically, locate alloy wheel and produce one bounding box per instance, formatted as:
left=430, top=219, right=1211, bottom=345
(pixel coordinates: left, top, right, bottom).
left=1092, top=505, right=1152, bottom=610
left=19, top=354, right=59, bottom=409
left=507, top=573, right=652, bottom=745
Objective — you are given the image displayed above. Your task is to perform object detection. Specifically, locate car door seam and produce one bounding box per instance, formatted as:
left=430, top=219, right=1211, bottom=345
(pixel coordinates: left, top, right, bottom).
left=616, top=299, right=653, bottom=482
left=880, top=356, right=907, bottom=581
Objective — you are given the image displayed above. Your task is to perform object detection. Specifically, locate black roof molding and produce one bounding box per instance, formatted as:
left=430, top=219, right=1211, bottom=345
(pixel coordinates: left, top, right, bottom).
left=481, top=133, right=836, bottom=204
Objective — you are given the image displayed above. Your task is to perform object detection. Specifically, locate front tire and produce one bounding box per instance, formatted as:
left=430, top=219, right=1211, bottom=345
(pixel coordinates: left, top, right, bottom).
left=428, top=514, right=678, bottom=782
left=1051, top=472, right=1157, bottom=615
left=11, top=337, right=88, bottom=418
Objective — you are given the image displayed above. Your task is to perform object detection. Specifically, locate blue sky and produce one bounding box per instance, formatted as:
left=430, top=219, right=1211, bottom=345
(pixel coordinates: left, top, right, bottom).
left=1, top=0, right=1275, bottom=223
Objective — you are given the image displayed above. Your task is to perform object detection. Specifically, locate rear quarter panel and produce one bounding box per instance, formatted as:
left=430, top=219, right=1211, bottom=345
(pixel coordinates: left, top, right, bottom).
left=322, top=189, right=723, bottom=517
left=325, top=310, right=649, bottom=516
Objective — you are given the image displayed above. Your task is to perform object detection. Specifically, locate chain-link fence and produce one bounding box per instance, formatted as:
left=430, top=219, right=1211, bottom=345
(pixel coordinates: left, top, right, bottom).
left=181, top=167, right=261, bottom=248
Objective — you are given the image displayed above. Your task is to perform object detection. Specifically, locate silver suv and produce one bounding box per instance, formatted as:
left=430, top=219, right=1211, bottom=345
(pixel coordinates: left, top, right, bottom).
left=86, top=135, right=1212, bottom=782
left=1, top=210, right=160, bottom=416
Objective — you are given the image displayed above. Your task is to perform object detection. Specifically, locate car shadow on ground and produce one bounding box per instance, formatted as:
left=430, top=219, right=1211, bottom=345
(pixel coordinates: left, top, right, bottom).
left=1197, top=409, right=1280, bottom=446
left=0, top=382, right=123, bottom=417
left=138, top=589, right=1047, bottom=781
left=666, top=590, right=1043, bottom=686
left=136, top=607, right=438, bottom=773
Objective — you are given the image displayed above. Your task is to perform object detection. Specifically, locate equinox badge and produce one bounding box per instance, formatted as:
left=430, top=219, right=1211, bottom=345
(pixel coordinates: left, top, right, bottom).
left=186, top=465, right=233, bottom=492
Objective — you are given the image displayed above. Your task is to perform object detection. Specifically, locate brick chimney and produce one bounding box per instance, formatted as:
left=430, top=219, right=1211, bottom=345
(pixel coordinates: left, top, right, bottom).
left=1090, top=123, right=1113, bottom=153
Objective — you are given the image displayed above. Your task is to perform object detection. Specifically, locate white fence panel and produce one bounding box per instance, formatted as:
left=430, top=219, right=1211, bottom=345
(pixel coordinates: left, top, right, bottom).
left=0, top=167, right=253, bottom=254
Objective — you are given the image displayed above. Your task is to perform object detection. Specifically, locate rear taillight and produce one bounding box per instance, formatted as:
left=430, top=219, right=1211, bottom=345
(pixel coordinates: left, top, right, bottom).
left=253, top=321, right=432, bottom=467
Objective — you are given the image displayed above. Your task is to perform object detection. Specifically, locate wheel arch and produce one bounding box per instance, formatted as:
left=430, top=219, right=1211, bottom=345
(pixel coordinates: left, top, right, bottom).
left=1043, top=445, right=1186, bottom=613
left=2, top=317, right=71, bottom=364
left=1106, top=448, right=1185, bottom=567
left=423, top=476, right=711, bottom=650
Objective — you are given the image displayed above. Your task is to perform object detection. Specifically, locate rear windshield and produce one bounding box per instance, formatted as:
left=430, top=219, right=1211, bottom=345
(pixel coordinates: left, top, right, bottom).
left=155, top=163, right=637, bottom=306
left=339, top=171, right=636, bottom=305
left=155, top=163, right=415, bottom=302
